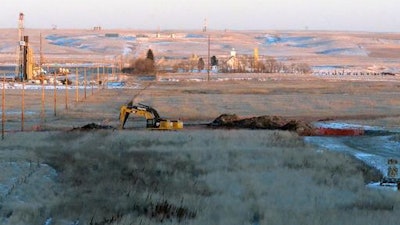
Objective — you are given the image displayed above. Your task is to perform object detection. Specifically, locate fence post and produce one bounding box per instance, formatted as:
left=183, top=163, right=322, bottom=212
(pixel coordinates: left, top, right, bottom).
left=21, top=81, right=25, bottom=131
left=75, top=68, right=79, bottom=102
left=91, top=67, right=94, bottom=95
left=41, top=72, right=45, bottom=124
left=54, top=68, right=57, bottom=116
left=2, top=74, right=5, bottom=140
left=65, top=71, right=68, bottom=110
left=97, top=66, right=100, bottom=90
left=102, top=66, right=105, bottom=89
left=84, top=67, right=87, bottom=99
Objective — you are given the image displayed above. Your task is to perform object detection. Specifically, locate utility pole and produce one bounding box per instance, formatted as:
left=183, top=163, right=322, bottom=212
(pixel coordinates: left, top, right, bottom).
left=39, top=33, right=44, bottom=70
left=207, top=35, right=210, bottom=81
left=40, top=33, right=45, bottom=123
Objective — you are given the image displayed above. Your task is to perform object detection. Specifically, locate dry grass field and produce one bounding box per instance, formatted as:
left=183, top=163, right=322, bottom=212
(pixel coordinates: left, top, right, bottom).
left=2, top=29, right=400, bottom=224
left=4, top=73, right=400, bottom=131
left=1, top=126, right=398, bottom=225
left=1, top=73, right=400, bottom=225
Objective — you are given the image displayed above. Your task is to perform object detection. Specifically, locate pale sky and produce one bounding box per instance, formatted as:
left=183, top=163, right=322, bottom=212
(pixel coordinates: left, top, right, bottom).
left=1, top=0, right=399, bottom=32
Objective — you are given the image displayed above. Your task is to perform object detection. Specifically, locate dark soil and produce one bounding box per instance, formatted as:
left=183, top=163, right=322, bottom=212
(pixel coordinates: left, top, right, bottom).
left=209, top=114, right=316, bottom=136
left=71, top=123, right=114, bottom=131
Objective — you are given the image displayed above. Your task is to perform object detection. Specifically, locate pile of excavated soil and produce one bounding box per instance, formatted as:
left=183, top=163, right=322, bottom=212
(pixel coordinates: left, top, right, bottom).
left=71, top=123, right=115, bottom=131
left=209, top=114, right=316, bottom=136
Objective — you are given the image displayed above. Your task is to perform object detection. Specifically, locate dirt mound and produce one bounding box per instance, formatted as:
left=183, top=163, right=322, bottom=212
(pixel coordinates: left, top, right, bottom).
left=209, top=114, right=315, bottom=135
left=72, top=123, right=114, bottom=131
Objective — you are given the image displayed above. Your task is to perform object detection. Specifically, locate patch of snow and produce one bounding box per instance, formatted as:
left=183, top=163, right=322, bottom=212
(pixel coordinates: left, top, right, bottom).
left=185, top=34, right=207, bottom=38
left=0, top=110, right=36, bottom=116
left=312, top=65, right=345, bottom=71
left=107, top=82, right=125, bottom=88
left=0, top=81, right=142, bottom=90
left=316, top=48, right=368, bottom=56
left=304, top=136, right=388, bottom=175
left=159, top=78, right=180, bottom=82
left=122, top=36, right=136, bottom=41
left=262, top=35, right=333, bottom=49
left=44, top=217, right=52, bottom=225
left=263, top=35, right=280, bottom=45
left=376, top=39, right=400, bottom=45
left=122, top=46, right=132, bottom=55
left=366, top=182, right=398, bottom=191
left=313, top=121, right=383, bottom=131
left=187, top=78, right=205, bottom=82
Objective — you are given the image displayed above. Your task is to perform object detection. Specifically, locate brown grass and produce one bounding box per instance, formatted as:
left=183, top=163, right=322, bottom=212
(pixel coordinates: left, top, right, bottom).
left=4, top=74, right=400, bottom=131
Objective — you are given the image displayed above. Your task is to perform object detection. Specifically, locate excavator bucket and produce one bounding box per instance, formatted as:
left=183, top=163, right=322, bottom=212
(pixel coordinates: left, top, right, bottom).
left=119, top=105, right=131, bottom=129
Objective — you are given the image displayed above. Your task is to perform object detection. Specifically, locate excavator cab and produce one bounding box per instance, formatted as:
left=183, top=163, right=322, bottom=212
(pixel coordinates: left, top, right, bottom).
left=119, top=102, right=183, bottom=130
left=146, top=118, right=157, bottom=128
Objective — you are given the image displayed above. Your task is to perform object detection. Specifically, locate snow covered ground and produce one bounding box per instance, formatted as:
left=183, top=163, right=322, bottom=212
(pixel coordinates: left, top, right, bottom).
left=306, top=121, right=400, bottom=191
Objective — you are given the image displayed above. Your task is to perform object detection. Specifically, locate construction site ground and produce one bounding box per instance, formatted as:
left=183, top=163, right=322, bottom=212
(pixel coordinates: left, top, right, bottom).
left=3, top=72, right=400, bottom=129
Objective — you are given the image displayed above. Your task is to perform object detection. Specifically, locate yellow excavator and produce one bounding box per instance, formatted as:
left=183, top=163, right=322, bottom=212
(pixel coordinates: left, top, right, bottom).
left=119, top=101, right=183, bottom=130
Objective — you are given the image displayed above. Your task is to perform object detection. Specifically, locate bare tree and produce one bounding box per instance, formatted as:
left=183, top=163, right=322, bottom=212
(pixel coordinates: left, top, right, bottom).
left=146, top=49, right=154, bottom=61
left=198, top=58, right=205, bottom=71
left=211, top=56, right=218, bottom=66
left=123, top=57, right=156, bottom=74
left=264, top=57, right=277, bottom=73
left=188, top=54, right=199, bottom=72
left=295, top=63, right=312, bottom=74
left=255, top=61, right=266, bottom=73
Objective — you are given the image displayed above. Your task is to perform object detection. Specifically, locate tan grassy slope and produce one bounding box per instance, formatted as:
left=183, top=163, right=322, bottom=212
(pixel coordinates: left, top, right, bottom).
left=1, top=29, right=400, bottom=71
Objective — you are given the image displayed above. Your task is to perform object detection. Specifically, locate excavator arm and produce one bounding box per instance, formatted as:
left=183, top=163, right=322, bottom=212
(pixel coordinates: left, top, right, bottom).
left=119, top=104, right=158, bottom=129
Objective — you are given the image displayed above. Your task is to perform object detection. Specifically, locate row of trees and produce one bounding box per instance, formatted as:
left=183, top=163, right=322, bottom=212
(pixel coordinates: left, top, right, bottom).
left=224, top=57, right=312, bottom=74
left=171, top=55, right=311, bottom=74
left=122, top=49, right=156, bottom=74
left=122, top=49, right=311, bottom=75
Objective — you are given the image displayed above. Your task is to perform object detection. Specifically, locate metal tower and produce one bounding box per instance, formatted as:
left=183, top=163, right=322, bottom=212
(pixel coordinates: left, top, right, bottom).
left=17, top=12, right=25, bottom=81
left=203, top=18, right=208, bottom=32
left=18, top=13, right=24, bottom=42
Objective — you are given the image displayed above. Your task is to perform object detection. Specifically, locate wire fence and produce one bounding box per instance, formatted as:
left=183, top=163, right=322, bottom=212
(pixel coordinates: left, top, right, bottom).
left=1, top=66, right=118, bottom=139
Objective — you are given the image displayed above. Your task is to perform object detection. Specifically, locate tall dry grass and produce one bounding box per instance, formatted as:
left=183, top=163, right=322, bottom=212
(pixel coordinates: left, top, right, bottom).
left=1, top=129, right=398, bottom=225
